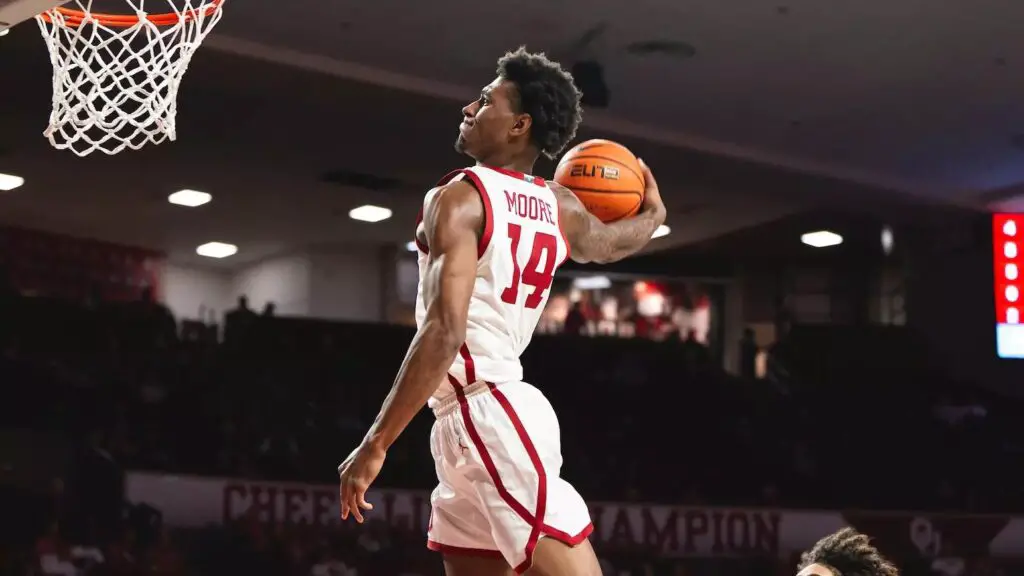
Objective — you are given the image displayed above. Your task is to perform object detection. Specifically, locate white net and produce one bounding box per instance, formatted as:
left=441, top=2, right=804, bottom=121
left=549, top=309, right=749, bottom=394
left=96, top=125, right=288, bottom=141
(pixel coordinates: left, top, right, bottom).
left=35, top=0, right=224, bottom=156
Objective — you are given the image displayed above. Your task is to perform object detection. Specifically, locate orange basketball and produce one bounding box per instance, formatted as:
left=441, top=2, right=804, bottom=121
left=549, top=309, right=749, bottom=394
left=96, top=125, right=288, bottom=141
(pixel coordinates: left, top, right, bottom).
left=554, top=139, right=645, bottom=223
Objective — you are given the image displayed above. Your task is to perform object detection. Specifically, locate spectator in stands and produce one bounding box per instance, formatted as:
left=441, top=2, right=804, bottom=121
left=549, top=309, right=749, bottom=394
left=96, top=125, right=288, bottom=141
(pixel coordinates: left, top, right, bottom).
left=740, top=328, right=758, bottom=379
left=563, top=300, right=589, bottom=335
left=774, top=295, right=793, bottom=338
left=145, top=526, right=185, bottom=575
left=37, top=478, right=68, bottom=537
left=35, top=521, right=72, bottom=575
left=69, top=429, right=124, bottom=544
left=681, top=329, right=712, bottom=377
left=105, top=527, right=139, bottom=575
left=132, top=286, right=177, bottom=348
left=225, top=295, right=257, bottom=343
left=796, top=528, right=899, bottom=576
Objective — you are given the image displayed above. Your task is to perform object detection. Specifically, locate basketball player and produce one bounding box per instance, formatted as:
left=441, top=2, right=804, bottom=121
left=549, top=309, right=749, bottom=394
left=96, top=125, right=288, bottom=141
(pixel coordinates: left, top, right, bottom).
left=338, top=47, right=666, bottom=576
left=797, top=528, right=900, bottom=576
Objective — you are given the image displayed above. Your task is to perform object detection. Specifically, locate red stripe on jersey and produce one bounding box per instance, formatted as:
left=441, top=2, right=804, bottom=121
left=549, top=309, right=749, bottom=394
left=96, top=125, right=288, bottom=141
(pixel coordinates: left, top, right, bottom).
left=457, top=170, right=494, bottom=257
left=434, top=169, right=494, bottom=258
left=482, top=164, right=547, bottom=187
left=413, top=207, right=429, bottom=254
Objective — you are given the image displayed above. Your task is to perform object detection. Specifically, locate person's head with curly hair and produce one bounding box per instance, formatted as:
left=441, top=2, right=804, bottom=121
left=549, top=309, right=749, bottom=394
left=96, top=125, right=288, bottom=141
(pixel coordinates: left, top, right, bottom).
left=455, top=47, right=583, bottom=169
left=797, top=528, right=900, bottom=576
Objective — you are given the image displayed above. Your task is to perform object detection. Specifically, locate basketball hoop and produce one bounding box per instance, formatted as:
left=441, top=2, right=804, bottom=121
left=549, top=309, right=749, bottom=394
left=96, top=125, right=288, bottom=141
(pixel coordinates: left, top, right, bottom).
left=34, top=0, right=225, bottom=156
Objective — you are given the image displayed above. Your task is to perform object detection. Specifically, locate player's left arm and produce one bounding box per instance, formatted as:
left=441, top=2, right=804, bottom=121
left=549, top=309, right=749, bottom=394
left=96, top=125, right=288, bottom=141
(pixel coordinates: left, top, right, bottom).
left=363, top=179, right=482, bottom=452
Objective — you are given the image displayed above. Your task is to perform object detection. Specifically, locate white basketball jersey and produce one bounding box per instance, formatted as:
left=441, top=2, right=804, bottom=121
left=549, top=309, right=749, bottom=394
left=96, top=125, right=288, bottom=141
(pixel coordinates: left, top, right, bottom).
left=414, top=165, right=570, bottom=400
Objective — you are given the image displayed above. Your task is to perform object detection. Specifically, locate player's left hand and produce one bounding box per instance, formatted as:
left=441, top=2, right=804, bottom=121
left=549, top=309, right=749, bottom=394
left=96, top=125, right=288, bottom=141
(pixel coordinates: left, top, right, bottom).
left=337, top=442, right=386, bottom=523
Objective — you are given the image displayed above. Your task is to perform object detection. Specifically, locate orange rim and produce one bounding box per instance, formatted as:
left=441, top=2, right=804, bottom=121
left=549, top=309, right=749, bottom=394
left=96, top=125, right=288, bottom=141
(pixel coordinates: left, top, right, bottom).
left=39, top=0, right=222, bottom=27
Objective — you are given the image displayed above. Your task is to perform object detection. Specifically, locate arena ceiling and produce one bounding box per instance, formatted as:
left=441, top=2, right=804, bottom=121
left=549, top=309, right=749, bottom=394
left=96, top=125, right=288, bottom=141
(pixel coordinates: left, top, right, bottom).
left=0, top=0, right=1021, bottom=268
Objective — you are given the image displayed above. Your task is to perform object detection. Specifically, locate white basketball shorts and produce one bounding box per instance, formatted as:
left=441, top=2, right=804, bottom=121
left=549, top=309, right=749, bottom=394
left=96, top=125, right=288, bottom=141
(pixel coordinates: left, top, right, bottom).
left=426, top=379, right=593, bottom=573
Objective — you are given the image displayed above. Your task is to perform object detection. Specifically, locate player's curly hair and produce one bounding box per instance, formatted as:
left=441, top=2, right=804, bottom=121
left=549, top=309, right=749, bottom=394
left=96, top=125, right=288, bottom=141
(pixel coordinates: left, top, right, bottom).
left=497, top=47, right=583, bottom=160
left=798, top=528, right=900, bottom=576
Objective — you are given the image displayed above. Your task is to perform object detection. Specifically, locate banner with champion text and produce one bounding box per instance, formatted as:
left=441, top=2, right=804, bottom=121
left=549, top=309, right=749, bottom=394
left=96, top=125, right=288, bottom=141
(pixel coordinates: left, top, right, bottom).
left=126, top=473, right=1024, bottom=559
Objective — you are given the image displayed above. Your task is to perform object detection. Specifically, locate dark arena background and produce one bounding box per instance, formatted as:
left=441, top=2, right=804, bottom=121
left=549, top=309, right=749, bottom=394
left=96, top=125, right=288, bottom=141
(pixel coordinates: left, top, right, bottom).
left=2, top=0, right=1024, bottom=574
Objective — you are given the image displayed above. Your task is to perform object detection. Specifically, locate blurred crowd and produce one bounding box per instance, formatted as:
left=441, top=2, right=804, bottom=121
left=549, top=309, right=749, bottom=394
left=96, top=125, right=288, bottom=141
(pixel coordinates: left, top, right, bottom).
left=536, top=277, right=717, bottom=347
left=3, top=285, right=1024, bottom=575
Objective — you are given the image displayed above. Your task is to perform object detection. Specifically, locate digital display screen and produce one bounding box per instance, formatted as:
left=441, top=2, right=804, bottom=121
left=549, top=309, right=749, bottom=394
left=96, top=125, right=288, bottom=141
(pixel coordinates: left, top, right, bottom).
left=994, top=214, right=1024, bottom=358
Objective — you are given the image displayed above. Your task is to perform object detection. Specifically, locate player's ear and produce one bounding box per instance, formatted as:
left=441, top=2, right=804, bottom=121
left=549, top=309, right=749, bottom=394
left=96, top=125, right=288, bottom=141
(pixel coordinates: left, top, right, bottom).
left=510, top=113, right=532, bottom=137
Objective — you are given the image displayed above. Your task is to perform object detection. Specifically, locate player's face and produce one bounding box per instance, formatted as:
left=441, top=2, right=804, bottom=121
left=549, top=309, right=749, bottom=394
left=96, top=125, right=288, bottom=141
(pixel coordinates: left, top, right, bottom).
left=455, top=77, right=525, bottom=160
left=797, top=564, right=835, bottom=576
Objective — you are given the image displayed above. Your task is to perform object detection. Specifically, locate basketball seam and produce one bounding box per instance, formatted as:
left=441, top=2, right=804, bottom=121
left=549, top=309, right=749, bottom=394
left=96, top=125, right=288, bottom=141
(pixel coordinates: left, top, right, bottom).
left=573, top=187, right=644, bottom=222
left=556, top=154, right=644, bottom=183
left=620, top=194, right=643, bottom=221
left=600, top=193, right=644, bottom=222
left=566, top=185, right=645, bottom=198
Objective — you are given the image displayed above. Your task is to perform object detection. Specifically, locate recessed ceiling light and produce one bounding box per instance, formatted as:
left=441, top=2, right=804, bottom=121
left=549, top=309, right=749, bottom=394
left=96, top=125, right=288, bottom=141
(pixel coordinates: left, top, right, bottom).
left=349, top=204, right=392, bottom=223
left=802, top=230, right=843, bottom=248
left=196, top=242, right=238, bottom=259
left=168, top=189, right=211, bottom=207
left=652, top=225, right=671, bottom=239
left=405, top=241, right=418, bottom=252
left=0, top=173, right=24, bottom=191
left=881, top=226, right=894, bottom=254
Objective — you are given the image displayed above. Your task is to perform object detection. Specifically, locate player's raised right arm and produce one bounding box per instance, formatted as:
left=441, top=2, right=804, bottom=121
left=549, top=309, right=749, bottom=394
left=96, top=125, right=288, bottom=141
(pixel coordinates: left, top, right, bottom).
left=552, top=159, right=667, bottom=264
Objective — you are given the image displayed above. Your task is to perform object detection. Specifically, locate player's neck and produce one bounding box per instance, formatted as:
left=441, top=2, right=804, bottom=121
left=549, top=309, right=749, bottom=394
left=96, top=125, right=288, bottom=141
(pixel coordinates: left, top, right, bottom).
left=477, top=161, right=535, bottom=177
left=475, top=151, right=537, bottom=176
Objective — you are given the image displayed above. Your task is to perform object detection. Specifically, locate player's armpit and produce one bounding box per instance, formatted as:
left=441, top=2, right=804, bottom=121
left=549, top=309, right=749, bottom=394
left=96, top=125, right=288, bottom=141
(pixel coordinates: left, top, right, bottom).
left=363, top=180, right=483, bottom=452
left=552, top=183, right=665, bottom=264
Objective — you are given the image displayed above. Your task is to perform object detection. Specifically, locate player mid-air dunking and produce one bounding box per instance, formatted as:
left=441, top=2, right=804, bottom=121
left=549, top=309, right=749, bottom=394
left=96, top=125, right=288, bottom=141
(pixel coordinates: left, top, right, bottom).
left=338, top=47, right=666, bottom=575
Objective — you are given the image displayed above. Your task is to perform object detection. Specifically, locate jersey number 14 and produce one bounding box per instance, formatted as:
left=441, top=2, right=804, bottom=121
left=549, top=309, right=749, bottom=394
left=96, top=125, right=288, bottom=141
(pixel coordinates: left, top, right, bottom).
left=499, top=223, right=558, bottom=310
